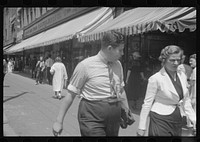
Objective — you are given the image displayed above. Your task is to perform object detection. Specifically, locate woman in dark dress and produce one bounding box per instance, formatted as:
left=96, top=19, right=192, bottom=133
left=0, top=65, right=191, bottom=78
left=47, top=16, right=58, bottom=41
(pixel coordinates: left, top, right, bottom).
left=125, top=51, right=146, bottom=109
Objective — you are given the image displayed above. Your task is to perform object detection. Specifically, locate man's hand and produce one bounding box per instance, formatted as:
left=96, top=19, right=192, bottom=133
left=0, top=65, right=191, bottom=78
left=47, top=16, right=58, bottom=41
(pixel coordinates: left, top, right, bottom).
left=52, top=121, right=63, bottom=136
left=191, top=98, right=196, bottom=105
left=64, top=80, right=68, bottom=88
left=192, top=121, right=196, bottom=130
left=136, top=129, right=145, bottom=136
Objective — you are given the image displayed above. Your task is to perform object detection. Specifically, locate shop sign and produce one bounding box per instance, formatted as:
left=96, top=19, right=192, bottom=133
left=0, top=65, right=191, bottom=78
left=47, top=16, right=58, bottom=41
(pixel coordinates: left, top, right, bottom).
left=24, top=7, right=92, bottom=39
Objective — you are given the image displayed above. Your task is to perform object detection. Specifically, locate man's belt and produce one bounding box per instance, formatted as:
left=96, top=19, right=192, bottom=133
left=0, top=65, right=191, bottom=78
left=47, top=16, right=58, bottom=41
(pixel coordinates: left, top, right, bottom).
left=82, top=96, right=125, bottom=103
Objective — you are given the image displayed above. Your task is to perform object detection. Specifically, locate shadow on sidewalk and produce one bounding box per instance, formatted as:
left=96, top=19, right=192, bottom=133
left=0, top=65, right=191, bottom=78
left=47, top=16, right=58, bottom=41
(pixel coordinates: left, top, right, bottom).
left=4, top=92, right=29, bottom=103
left=12, top=71, right=50, bottom=85
left=12, top=71, right=35, bottom=80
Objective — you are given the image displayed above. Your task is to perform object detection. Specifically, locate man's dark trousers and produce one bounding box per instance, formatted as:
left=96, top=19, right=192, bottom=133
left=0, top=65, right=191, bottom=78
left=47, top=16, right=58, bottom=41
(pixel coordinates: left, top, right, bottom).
left=78, top=98, right=121, bottom=136
left=47, top=67, right=52, bottom=85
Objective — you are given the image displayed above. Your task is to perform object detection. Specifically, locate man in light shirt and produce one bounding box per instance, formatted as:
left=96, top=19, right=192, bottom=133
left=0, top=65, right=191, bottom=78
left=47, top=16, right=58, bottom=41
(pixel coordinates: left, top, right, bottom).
left=52, top=31, right=129, bottom=136
left=45, top=54, right=54, bottom=85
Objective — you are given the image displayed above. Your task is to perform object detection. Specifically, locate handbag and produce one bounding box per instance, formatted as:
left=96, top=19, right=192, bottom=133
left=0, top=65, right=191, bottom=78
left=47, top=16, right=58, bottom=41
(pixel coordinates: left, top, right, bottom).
left=120, top=106, right=135, bottom=129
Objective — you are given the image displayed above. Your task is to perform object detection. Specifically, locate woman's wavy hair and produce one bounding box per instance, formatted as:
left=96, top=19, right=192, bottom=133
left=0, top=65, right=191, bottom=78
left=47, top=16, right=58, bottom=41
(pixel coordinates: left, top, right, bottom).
left=55, top=56, right=62, bottom=62
left=158, top=45, right=185, bottom=64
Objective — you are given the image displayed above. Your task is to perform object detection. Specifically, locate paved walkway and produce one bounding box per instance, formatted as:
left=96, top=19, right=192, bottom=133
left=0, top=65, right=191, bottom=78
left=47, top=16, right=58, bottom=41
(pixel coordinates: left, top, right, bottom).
left=3, top=72, right=141, bottom=136
left=3, top=72, right=193, bottom=137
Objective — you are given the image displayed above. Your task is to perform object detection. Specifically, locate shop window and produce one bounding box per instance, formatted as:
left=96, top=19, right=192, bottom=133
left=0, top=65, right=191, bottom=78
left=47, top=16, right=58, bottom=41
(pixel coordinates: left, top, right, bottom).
left=18, top=10, right=22, bottom=28
left=5, top=29, right=7, bottom=40
left=26, top=8, right=29, bottom=24
left=40, top=8, right=43, bottom=16
left=34, top=8, right=36, bottom=18
left=30, top=8, right=33, bottom=22
left=21, top=8, right=24, bottom=27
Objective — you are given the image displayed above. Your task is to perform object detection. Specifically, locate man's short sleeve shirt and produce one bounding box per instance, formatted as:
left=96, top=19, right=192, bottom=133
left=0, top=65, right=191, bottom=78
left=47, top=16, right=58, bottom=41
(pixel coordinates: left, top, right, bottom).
left=67, top=52, right=125, bottom=100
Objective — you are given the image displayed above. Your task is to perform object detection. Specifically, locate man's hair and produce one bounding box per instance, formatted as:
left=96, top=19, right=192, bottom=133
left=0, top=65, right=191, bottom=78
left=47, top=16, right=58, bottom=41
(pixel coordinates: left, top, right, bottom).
left=189, top=54, right=196, bottom=60
left=101, top=30, right=124, bottom=49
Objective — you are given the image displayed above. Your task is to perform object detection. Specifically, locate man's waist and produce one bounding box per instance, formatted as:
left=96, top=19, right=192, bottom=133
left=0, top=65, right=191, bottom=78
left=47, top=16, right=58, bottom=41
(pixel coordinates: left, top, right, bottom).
left=82, top=96, right=125, bottom=103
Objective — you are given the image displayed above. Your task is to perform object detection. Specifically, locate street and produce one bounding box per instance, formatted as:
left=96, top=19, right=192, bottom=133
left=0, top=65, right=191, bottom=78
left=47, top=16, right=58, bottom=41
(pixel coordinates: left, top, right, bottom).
left=3, top=72, right=193, bottom=136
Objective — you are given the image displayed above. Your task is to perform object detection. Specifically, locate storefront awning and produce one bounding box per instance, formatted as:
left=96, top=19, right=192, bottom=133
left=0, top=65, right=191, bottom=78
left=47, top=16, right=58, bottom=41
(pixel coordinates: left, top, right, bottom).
left=3, top=44, right=13, bottom=53
left=24, top=7, right=114, bottom=50
left=79, top=7, right=196, bottom=42
left=6, top=32, right=45, bottom=54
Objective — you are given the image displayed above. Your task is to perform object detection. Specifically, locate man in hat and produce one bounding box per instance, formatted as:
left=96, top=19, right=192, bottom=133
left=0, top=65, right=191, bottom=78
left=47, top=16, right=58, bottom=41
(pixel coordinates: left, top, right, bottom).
left=52, top=31, right=130, bottom=136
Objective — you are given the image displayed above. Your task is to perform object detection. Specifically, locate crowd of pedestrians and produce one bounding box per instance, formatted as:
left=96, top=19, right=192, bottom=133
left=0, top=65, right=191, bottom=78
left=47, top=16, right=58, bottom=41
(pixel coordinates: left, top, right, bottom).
left=51, top=32, right=196, bottom=136
left=3, top=32, right=196, bottom=137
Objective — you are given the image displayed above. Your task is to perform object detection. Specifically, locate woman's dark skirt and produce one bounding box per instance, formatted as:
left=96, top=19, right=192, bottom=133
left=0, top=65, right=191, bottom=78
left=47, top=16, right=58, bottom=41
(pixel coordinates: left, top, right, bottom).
left=149, top=106, right=183, bottom=136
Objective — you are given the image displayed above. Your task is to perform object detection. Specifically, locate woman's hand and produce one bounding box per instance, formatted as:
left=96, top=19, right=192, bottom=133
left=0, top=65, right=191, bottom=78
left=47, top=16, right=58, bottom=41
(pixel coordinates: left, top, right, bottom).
left=136, top=129, right=145, bottom=136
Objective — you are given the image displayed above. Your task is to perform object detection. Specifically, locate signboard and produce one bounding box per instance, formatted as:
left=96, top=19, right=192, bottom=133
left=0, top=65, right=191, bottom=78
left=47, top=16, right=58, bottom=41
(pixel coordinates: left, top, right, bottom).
left=24, top=7, right=95, bottom=39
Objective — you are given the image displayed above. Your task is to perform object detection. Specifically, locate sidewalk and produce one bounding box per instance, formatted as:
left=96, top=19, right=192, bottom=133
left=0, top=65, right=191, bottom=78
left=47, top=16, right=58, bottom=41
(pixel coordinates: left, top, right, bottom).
left=3, top=72, right=140, bottom=136
left=3, top=72, right=80, bottom=136
left=3, top=72, right=193, bottom=136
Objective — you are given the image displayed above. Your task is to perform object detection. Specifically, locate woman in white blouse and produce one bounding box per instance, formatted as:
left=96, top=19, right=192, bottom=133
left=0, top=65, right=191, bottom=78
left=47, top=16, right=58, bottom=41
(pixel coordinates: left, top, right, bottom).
left=137, top=45, right=196, bottom=136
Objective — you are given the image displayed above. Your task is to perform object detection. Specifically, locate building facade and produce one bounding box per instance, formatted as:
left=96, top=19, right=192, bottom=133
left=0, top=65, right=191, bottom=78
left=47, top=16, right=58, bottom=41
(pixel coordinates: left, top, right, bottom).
left=4, top=7, right=124, bottom=76
left=3, top=7, right=54, bottom=47
left=4, top=7, right=196, bottom=74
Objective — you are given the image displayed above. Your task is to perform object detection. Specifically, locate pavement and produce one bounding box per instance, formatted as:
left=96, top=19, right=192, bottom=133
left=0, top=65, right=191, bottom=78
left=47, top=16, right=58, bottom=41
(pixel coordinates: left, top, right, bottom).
left=3, top=71, right=194, bottom=137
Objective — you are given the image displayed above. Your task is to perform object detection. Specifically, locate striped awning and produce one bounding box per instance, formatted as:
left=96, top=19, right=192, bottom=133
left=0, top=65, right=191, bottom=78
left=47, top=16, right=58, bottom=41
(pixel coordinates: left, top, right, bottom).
left=24, top=7, right=114, bottom=51
left=3, top=44, right=13, bottom=52
left=79, top=7, right=196, bottom=42
left=6, top=32, right=45, bottom=54
left=5, top=7, right=113, bottom=54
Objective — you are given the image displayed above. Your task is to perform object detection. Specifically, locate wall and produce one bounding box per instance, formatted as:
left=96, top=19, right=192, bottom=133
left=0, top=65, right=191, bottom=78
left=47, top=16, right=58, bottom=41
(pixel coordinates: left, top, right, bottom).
left=3, top=8, right=17, bottom=46
left=3, top=7, right=53, bottom=47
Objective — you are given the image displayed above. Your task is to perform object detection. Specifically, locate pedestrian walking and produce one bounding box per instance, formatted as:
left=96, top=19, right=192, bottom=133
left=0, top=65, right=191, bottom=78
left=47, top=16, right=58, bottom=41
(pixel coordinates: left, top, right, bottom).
left=35, top=56, right=45, bottom=85
left=43, top=57, right=48, bottom=82
left=52, top=31, right=130, bottom=136
left=178, top=55, right=193, bottom=82
left=45, top=54, right=54, bottom=85
left=3, top=59, right=8, bottom=81
left=178, top=55, right=194, bottom=129
left=125, top=51, right=146, bottom=109
left=187, top=53, right=196, bottom=136
left=18, top=57, right=23, bottom=72
left=31, top=56, right=37, bottom=78
left=14, top=57, right=19, bottom=71
left=50, top=57, right=68, bottom=100
left=11, top=58, right=15, bottom=72
left=7, top=59, right=13, bottom=73
left=137, top=45, right=196, bottom=136
left=189, top=54, right=196, bottom=113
